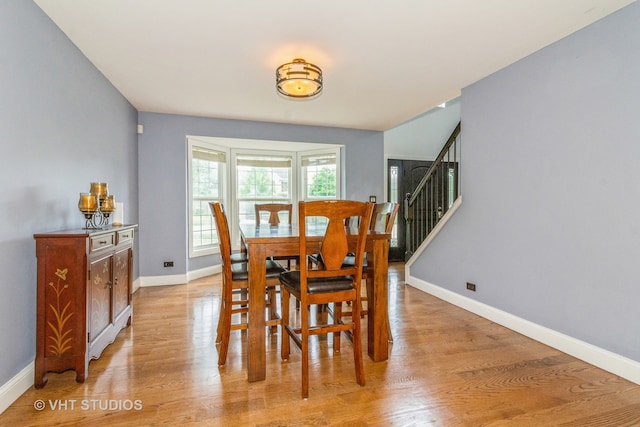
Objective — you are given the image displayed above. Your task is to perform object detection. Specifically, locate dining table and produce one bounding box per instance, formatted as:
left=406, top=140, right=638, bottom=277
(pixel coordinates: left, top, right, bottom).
left=239, top=222, right=391, bottom=382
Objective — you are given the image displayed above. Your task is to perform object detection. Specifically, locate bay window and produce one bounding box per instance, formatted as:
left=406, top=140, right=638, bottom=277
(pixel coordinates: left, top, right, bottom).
left=187, top=137, right=341, bottom=257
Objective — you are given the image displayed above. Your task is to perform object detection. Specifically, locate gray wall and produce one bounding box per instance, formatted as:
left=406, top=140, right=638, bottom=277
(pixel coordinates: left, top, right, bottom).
left=411, top=2, right=640, bottom=362
left=137, top=112, right=383, bottom=277
left=385, top=97, right=461, bottom=160
left=0, top=2, right=138, bottom=385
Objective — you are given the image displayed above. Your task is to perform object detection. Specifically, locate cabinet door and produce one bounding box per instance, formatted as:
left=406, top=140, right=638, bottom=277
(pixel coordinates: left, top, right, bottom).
left=88, top=254, right=112, bottom=343
left=113, top=247, right=131, bottom=320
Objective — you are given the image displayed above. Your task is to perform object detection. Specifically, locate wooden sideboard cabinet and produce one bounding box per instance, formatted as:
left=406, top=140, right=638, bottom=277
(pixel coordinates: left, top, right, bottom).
left=33, top=224, right=137, bottom=388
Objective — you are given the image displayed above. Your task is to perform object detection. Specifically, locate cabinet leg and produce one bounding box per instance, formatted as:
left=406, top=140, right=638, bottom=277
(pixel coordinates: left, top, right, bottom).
left=34, top=373, right=48, bottom=389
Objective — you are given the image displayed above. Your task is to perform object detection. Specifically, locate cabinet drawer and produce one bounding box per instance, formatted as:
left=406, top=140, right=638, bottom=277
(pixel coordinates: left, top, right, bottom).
left=116, top=229, right=134, bottom=245
left=90, top=233, right=114, bottom=252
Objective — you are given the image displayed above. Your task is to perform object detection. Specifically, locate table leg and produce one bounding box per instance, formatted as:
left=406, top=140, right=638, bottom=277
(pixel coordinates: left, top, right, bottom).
left=366, top=239, right=390, bottom=361
left=247, top=243, right=267, bottom=382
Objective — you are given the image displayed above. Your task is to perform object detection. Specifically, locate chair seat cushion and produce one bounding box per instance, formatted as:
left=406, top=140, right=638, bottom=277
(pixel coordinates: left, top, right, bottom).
left=230, top=252, right=248, bottom=263
left=270, top=255, right=299, bottom=260
left=280, top=270, right=354, bottom=294
left=231, top=259, right=286, bottom=281
left=307, top=253, right=322, bottom=265
left=341, top=255, right=367, bottom=268
left=311, top=254, right=367, bottom=269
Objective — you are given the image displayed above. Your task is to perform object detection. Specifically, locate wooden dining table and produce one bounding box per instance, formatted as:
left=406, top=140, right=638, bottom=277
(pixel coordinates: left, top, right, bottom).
left=240, top=222, right=391, bottom=382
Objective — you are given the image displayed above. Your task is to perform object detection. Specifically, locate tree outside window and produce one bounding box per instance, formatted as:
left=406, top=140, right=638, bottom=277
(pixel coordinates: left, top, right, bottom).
left=308, top=167, right=336, bottom=197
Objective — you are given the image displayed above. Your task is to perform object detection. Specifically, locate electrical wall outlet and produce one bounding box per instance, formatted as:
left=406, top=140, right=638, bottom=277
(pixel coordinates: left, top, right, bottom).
left=163, top=261, right=174, bottom=267
left=466, top=282, right=476, bottom=291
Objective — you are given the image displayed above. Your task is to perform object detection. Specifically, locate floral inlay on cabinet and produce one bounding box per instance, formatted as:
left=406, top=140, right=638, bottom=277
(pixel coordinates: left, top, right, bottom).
left=46, top=268, right=74, bottom=357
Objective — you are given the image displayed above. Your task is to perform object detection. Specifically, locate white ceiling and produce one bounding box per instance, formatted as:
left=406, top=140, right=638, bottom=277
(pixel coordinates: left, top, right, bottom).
left=34, top=0, right=636, bottom=131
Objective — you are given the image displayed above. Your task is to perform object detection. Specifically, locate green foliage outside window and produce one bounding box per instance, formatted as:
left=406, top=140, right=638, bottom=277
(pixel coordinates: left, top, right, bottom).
left=239, top=168, right=272, bottom=197
left=308, top=167, right=336, bottom=197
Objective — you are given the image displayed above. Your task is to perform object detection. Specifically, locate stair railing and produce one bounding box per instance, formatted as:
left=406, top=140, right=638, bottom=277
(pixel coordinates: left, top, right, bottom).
left=405, top=122, right=461, bottom=260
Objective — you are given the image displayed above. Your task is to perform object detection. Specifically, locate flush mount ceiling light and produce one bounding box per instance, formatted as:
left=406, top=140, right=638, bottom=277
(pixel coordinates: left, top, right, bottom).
left=276, top=58, right=322, bottom=99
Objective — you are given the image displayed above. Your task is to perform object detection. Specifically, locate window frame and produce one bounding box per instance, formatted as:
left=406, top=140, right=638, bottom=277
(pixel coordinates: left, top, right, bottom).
left=231, top=149, right=297, bottom=244
left=299, top=147, right=342, bottom=202
left=187, top=138, right=229, bottom=258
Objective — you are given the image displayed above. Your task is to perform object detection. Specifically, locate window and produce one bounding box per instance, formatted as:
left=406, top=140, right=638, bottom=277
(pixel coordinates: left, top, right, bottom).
left=187, top=137, right=342, bottom=257
left=447, top=167, right=456, bottom=209
left=234, top=151, right=293, bottom=227
left=389, top=165, right=399, bottom=248
left=300, top=149, right=340, bottom=229
left=300, top=149, right=340, bottom=201
left=188, top=140, right=227, bottom=257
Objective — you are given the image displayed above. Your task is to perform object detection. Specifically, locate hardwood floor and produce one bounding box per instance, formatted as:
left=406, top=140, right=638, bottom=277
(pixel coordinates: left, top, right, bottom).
left=3, top=263, right=640, bottom=426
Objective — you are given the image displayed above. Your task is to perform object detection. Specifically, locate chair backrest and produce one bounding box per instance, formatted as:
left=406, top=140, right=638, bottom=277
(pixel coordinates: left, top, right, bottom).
left=345, top=202, right=399, bottom=233
left=299, top=200, right=373, bottom=280
left=371, top=202, right=399, bottom=233
left=209, top=202, right=232, bottom=268
left=255, top=203, right=292, bottom=226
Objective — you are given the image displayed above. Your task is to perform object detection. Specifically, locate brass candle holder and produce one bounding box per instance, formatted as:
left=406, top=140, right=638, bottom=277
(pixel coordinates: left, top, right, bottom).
left=78, top=182, right=116, bottom=229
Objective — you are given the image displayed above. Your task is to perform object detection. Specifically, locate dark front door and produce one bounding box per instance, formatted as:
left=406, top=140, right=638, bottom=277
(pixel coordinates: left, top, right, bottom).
left=387, top=159, right=432, bottom=262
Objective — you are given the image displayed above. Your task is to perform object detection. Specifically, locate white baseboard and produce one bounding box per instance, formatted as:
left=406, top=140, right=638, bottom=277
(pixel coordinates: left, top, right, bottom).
left=0, top=362, right=33, bottom=415
left=132, top=277, right=141, bottom=293
left=406, top=275, right=640, bottom=385
left=137, top=265, right=221, bottom=288
left=138, top=273, right=187, bottom=287
left=187, top=265, right=221, bottom=282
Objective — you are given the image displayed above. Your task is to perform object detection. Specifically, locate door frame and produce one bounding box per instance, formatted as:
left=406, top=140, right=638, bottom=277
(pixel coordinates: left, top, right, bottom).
left=386, top=157, right=434, bottom=262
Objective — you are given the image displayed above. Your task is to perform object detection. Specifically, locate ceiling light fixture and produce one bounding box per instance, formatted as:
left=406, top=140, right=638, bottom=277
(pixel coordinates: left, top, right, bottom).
left=276, top=58, right=322, bottom=99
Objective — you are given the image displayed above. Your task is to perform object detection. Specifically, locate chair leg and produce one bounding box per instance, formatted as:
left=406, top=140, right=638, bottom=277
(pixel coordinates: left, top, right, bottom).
left=215, top=302, right=225, bottom=345
left=351, top=296, right=365, bottom=387
left=216, top=278, right=227, bottom=345
left=301, top=298, right=310, bottom=399
left=267, top=285, right=278, bottom=334
left=333, top=302, right=342, bottom=353
left=217, top=287, right=233, bottom=366
left=281, top=288, right=291, bottom=361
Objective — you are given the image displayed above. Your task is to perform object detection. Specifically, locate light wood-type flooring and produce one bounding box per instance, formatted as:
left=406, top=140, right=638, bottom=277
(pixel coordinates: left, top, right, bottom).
left=2, top=263, right=640, bottom=426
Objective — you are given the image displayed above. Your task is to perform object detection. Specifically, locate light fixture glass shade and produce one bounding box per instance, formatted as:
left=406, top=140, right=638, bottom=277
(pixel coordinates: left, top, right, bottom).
left=276, top=58, right=322, bottom=99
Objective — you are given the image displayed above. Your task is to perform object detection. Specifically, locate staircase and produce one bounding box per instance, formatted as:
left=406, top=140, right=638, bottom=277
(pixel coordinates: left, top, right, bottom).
left=404, top=122, right=461, bottom=260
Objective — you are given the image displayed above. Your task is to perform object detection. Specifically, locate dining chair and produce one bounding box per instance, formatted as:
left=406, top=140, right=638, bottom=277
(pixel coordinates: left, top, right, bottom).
left=255, top=203, right=298, bottom=269
left=308, top=202, right=398, bottom=322
left=254, top=203, right=292, bottom=226
left=279, top=200, right=373, bottom=398
left=210, top=202, right=286, bottom=366
left=342, top=202, right=399, bottom=315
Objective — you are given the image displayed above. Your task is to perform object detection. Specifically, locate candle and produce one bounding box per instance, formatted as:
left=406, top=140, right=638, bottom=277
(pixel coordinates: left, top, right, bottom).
left=101, top=195, right=115, bottom=213
left=112, top=202, right=124, bottom=226
left=78, top=193, right=98, bottom=212
left=90, top=182, right=108, bottom=201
